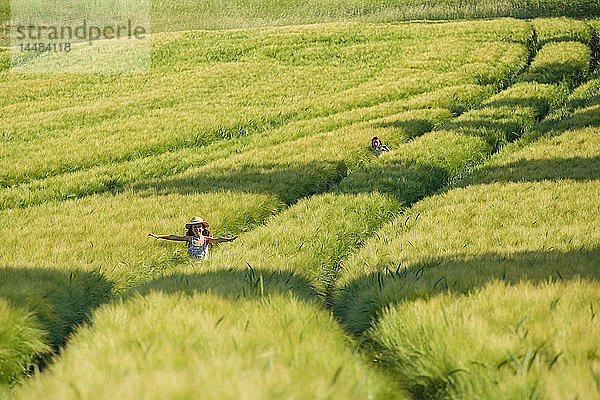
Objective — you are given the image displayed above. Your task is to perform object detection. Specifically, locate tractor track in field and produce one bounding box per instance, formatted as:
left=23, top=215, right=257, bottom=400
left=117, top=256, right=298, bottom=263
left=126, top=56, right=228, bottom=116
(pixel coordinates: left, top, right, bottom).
left=588, top=22, right=599, bottom=73
left=0, top=90, right=472, bottom=211
left=3, top=54, right=521, bottom=385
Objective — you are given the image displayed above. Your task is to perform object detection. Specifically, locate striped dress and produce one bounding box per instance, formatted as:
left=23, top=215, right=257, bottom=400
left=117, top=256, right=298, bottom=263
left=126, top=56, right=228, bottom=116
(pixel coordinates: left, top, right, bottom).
left=188, top=237, right=209, bottom=260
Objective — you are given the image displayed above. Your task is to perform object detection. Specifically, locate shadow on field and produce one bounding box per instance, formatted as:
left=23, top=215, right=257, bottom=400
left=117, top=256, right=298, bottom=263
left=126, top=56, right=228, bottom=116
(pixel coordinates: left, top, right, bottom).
left=442, top=118, right=523, bottom=143
left=543, top=104, right=600, bottom=133
left=0, top=266, right=112, bottom=349
left=126, top=268, right=317, bottom=303
left=519, top=62, right=588, bottom=86
left=336, top=159, right=447, bottom=204
left=334, top=248, right=600, bottom=334
left=538, top=36, right=590, bottom=47
left=476, top=97, right=551, bottom=115
left=466, top=155, right=600, bottom=185
left=371, top=118, right=437, bottom=139
left=131, top=161, right=348, bottom=204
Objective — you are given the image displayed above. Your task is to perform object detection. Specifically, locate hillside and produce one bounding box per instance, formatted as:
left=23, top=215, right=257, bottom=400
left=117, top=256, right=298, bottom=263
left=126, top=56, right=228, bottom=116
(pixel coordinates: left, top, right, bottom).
left=1, top=12, right=599, bottom=400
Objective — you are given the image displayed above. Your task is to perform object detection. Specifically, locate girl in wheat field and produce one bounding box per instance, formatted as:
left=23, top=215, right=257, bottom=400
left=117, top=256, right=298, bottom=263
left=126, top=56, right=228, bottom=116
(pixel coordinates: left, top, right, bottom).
left=149, top=217, right=237, bottom=261
left=371, top=136, right=390, bottom=157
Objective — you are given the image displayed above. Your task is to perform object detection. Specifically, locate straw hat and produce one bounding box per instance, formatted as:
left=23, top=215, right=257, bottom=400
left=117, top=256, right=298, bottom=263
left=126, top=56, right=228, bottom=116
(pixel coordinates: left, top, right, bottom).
left=185, top=217, right=206, bottom=228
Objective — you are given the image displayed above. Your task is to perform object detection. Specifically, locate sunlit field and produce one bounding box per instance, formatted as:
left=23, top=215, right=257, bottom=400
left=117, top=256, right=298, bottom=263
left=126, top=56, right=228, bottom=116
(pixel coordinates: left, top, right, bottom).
left=0, top=5, right=599, bottom=399
left=1, top=21, right=530, bottom=189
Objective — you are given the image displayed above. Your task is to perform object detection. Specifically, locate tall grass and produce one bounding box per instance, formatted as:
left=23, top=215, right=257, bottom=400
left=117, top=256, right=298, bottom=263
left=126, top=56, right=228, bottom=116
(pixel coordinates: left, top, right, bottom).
left=519, top=42, right=591, bottom=86
left=0, top=268, right=111, bottom=385
left=0, top=106, right=458, bottom=284
left=1, top=113, right=422, bottom=288
left=531, top=17, right=595, bottom=44
left=0, top=20, right=530, bottom=188
left=0, top=80, right=449, bottom=393
left=206, top=192, right=402, bottom=295
left=0, top=300, right=48, bottom=386
left=0, top=90, right=470, bottom=388
left=1, top=16, right=597, bottom=397
left=1, top=1, right=599, bottom=48
left=0, top=192, right=285, bottom=292
left=5, top=191, right=406, bottom=399
left=0, top=191, right=283, bottom=386
left=372, top=280, right=600, bottom=399
left=130, top=108, right=454, bottom=204
left=333, top=63, right=600, bottom=332
left=8, top=292, right=407, bottom=400
left=106, top=0, right=600, bottom=35
left=0, top=21, right=522, bottom=383
left=337, top=80, right=565, bottom=202
left=538, top=71, right=600, bottom=131
left=334, top=20, right=594, bottom=199
left=0, top=85, right=492, bottom=210
left=330, top=45, right=583, bottom=336
left=331, top=85, right=600, bottom=398
left=8, top=21, right=583, bottom=396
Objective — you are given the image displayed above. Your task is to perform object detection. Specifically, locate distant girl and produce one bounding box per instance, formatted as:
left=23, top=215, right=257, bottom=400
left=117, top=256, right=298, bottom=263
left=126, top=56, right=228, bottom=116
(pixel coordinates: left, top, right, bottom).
left=149, top=217, right=237, bottom=261
left=372, top=136, right=390, bottom=157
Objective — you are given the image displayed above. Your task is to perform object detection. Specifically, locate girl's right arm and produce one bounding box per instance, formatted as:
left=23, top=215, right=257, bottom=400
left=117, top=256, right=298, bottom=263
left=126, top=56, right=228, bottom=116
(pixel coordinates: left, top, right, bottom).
left=148, top=234, right=191, bottom=242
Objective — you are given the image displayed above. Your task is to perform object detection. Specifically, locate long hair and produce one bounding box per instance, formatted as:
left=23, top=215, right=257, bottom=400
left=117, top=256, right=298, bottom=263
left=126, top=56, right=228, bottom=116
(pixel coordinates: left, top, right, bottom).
left=185, top=222, right=211, bottom=247
left=372, top=136, right=381, bottom=148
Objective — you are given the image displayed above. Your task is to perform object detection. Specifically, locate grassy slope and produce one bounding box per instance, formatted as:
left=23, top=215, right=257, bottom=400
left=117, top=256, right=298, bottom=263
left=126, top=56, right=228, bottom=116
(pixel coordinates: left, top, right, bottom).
left=0, top=83, right=484, bottom=393
left=0, top=300, right=48, bottom=385
left=333, top=25, right=595, bottom=329
left=332, top=29, right=599, bottom=332
left=6, top=190, right=408, bottom=399
left=374, top=280, right=600, bottom=399
left=0, top=269, right=111, bottom=385
left=1, top=28, right=425, bottom=185
left=0, top=84, right=491, bottom=210
left=372, top=121, right=600, bottom=400
left=0, top=19, right=530, bottom=389
left=47, top=70, right=581, bottom=393
left=6, top=19, right=594, bottom=398
left=336, top=33, right=593, bottom=200
left=0, top=18, right=534, bottom=395
left=8, top=294, right=407, bottom=400
left=0, top=14, right=596, bottom=398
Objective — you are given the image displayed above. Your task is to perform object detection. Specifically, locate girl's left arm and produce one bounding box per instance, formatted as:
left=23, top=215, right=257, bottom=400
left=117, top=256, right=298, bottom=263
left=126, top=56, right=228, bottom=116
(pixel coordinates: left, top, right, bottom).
left=206, top=236, right=238, bottom=244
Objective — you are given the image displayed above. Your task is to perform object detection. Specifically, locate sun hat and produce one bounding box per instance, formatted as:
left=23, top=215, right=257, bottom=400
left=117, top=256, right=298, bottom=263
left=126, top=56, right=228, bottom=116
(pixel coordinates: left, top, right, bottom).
left=185, top=217, right=205, bottom=228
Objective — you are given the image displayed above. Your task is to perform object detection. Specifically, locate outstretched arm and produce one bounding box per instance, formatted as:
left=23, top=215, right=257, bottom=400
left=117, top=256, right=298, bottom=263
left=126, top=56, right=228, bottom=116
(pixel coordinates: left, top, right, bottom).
left=148, top=234, right=191, bottom=242
left=206, top=235, right=238, bottom=244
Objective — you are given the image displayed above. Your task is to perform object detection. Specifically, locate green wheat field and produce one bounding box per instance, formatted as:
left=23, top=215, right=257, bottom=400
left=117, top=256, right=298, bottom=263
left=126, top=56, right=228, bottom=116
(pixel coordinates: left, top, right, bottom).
left=1, top=0, right=600, bottom=399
